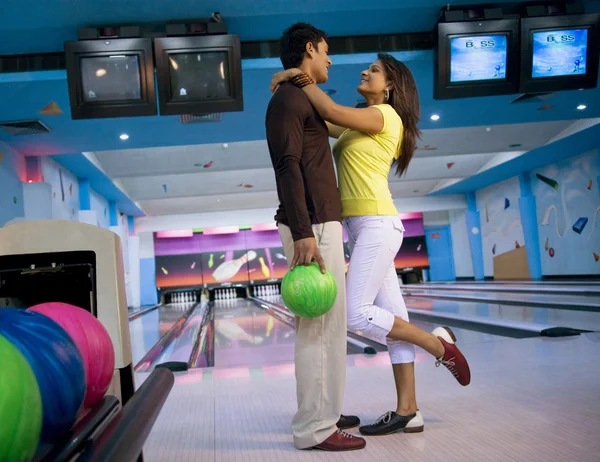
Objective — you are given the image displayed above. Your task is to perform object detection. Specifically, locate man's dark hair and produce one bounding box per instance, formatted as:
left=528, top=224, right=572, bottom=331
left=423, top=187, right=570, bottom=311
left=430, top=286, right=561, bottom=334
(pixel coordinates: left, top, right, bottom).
left=279, top=22, right=327, bottom=70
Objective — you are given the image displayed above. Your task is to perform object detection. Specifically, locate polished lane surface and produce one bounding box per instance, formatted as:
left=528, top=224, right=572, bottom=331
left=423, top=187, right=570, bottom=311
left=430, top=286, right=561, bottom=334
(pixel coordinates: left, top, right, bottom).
left=130, top=290, right=599, bottom=372
left=402, top=287, right=600, bottom=310
left=128, top=302, right=195, bottom=366
left=262, top=295, right=508, bottom=346
left=404, top=296, right=600, bottom=332
left=212, top=298, right=297, bottom=368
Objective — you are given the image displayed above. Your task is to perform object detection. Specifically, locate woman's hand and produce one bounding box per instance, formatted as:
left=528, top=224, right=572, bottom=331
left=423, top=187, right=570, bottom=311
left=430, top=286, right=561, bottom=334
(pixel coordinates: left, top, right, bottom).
left=270, top=68, right=302, bottom=93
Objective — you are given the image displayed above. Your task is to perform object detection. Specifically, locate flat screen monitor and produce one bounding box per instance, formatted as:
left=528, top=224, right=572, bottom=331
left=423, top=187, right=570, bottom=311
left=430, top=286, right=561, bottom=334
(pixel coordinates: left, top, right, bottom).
left=531, top=29, right=588, bottom=79
left=64, top=38, right=157, bottom=120
left=449, top=34, right=508, bottom=83
left=435, top=19, right=520, bottom=100
left=519, top=14, right=600, bottom=93
left=154, top=35, right=243, bottom=116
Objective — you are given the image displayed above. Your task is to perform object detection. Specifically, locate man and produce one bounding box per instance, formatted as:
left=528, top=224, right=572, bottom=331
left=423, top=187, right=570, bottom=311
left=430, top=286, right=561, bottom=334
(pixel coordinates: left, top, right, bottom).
left=265, top=23, right=366, bottom=452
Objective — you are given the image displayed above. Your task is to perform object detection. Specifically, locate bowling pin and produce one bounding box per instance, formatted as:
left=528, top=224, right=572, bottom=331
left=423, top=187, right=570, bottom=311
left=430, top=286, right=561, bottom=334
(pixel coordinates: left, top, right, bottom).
left=212, top=251, right=257, bottom=282
left=259, top=257, right=271, bottom=278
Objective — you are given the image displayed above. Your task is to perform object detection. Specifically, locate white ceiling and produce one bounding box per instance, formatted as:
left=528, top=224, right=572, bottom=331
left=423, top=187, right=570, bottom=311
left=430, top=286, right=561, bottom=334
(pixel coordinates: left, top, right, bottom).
left=93, top=119, right=577, bottom=216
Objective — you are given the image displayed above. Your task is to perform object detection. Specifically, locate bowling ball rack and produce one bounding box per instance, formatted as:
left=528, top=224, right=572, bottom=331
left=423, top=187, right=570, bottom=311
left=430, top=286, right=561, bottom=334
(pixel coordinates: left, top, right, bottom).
left=0, top=253, right=98, bottom=316
left=33, top=367, right=174, bottom=462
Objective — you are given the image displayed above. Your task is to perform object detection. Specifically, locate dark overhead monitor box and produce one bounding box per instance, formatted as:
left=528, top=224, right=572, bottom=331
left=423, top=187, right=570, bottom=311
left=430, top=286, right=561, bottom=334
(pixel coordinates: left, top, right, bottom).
left=519, top=13, right=600, bottom=93
left=64, top=38, right=157, bottom=120
left=153, top=34, right=243, bottom=116
left=434, top=19, right=520, bottom=99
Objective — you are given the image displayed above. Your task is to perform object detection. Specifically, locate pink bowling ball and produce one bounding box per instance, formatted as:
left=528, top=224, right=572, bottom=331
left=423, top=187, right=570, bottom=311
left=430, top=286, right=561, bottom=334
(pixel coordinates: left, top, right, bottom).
left=29, top=302, right=115, bottom=409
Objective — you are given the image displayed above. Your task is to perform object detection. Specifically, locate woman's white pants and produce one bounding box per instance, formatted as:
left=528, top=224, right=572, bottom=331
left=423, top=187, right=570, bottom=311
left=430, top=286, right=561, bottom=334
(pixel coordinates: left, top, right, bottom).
left=344, top=215, right=416, bottom=364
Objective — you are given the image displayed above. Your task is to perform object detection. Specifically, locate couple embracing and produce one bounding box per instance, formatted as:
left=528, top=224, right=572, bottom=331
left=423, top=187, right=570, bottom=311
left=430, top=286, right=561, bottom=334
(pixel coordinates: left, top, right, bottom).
left=266, top=22, right=471, bottom=452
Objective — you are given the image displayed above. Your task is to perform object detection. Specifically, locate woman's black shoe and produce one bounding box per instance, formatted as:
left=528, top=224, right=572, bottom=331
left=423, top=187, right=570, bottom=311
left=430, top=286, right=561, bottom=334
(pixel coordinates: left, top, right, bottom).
left=359, top=411, right=424, bottom=436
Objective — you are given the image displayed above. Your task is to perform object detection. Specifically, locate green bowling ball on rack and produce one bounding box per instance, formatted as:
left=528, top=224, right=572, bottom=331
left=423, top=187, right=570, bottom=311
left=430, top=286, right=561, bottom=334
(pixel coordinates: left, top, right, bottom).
left=0, top=334, right=43, bottom=462
left=281, top=262, right=338, bottom=318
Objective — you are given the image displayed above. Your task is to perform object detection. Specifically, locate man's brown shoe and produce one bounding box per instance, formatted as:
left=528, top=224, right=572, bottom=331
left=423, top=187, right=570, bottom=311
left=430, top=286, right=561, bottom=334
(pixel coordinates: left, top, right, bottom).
left=311, top=429, right=366, bottom=451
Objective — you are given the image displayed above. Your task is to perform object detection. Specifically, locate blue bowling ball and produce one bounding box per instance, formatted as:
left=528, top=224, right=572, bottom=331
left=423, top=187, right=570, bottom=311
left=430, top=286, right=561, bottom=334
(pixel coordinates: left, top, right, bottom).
left=0, top=308, right=86, bottom=441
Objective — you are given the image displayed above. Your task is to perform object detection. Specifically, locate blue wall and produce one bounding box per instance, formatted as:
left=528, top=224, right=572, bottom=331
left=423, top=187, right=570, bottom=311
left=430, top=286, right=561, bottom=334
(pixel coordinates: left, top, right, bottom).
left=463, top=147, right=600, bottom=278
left=90, top=188, right=110, bottom=229
left=0, top=142, right=25, bottom=227
left=476, top=176, right=525, bottom=277
left=424, top=225, right=456, bottom=281
left=40, top=156, right=80, bottom=221
left=533, top=150, right=600, bottom=276
left=140, top=257, right=158, bottom=306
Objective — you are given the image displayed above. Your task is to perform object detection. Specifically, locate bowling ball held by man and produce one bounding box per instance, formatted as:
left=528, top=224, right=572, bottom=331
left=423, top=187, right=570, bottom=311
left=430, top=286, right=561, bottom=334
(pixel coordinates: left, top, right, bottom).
left=281, top=262, right=338, bottom=318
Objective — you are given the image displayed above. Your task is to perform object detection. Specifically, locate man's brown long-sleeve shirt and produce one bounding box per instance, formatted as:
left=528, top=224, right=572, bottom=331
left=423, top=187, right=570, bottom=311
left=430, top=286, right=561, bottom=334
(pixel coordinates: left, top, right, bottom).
left=265, top=83, right=342, bottom=241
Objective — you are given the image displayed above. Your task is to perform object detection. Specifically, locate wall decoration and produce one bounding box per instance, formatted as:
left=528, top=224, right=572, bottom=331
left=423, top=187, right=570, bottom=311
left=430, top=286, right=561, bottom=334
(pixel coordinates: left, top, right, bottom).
left=534, top=150, right=600, bottom=275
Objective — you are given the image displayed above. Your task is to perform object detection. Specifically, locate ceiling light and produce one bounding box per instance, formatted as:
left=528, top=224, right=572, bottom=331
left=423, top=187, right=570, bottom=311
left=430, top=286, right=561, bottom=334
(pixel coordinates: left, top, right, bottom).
left=223, top=143, right=228, bottom=148
left=577, top=104, right=587, bottom=110
left=119, top=134, right=129, bottom=140
left=486, top=127, right=492, bottom=132
left=430, top=114, right=440, bottom=121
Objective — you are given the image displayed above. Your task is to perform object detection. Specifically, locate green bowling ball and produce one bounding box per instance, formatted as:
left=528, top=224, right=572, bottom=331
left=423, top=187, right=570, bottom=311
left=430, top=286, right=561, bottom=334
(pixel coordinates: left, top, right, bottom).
left=281, top=262, right=338, bottom=318
left=0, top=334, right=43, bottom=462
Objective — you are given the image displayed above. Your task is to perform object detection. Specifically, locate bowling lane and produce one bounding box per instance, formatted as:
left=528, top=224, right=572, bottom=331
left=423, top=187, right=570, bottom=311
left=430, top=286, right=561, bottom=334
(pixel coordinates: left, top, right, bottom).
left=404, top=296, right=600, bottom=332
left=263, top=295, right=507, bottom=346
left=409, top=282, right=600, bottom=296
left=154, top=301, right=207, bottom=365
left=403, top=288, right=600, bottom=310
left=213, top=298, right=296, bottom=368
left=128, top=302, right=195, bottom=366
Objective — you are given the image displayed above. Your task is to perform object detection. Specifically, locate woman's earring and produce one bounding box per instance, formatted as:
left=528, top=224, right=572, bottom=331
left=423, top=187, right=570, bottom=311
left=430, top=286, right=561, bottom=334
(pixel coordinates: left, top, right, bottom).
left=384, top=88, right=390, bottom=101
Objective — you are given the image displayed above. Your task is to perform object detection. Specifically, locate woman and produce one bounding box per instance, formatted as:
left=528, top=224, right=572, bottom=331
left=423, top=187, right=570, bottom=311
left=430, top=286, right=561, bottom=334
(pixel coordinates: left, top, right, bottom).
left=270, top=53, right=471, bottom=436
